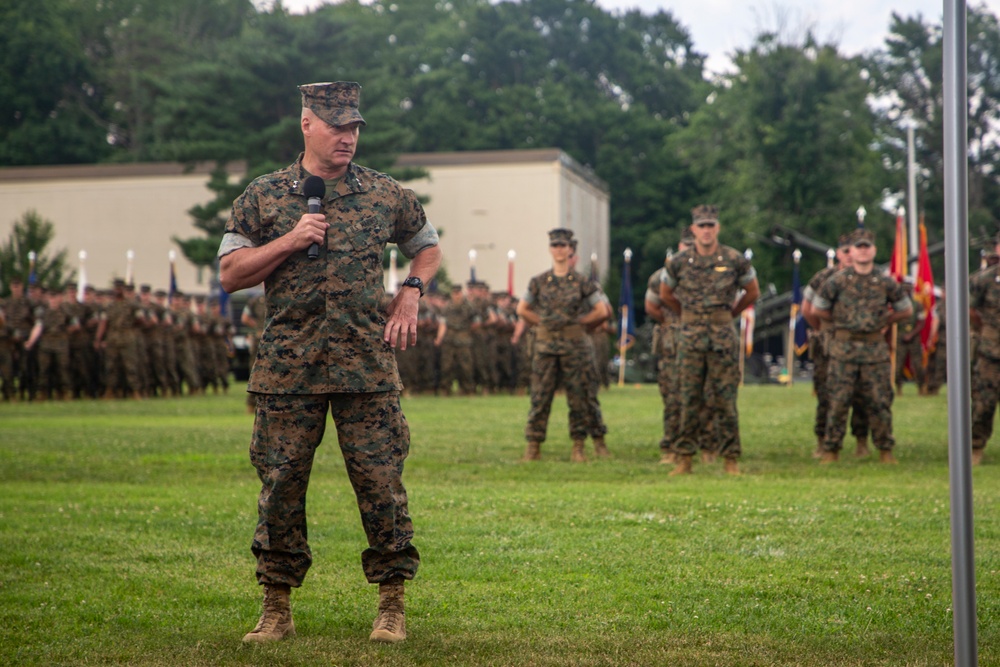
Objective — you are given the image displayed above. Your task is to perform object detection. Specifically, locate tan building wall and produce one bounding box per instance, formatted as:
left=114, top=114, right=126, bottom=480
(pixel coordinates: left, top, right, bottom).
left=397, top=149, right=610, bottom=296
left=0, top=162, right=244, bottom=294
left=0, top=149, right=610, bottom=297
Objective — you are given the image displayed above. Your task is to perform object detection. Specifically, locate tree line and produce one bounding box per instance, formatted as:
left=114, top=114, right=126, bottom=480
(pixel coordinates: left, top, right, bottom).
left=3, top=0, right=999, bottom=300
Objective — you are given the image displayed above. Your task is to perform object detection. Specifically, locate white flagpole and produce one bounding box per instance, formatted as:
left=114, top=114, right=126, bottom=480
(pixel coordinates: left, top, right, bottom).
left=77, top=251, right=87, bottom=303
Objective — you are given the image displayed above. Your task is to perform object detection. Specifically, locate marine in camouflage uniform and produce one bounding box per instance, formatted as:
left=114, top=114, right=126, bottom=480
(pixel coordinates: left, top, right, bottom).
left=171, top=294, right=202, bottom=395
left=26, top=289, right=77, bottom=400
left=925, top=293, right=946, bottom=395
left=468, top=281, right=498, bottom=394
left=968, top=239, right=1000, bottom=466
left=802, top=236, right=870, bottom=458
left=894, top=284, right=926, bottom=394
left=96, top=279, right=146, bottom=399
left=813, top=228, right=912, bottom=463
left=645, top=233, right=697, bottom=464
left=0, top=295, right=16, bottom=400
left=492, top=292, right=519, bottom=394
left=518, top=228, right=607, bottom=462
left=219, top=81, right=441, bottom=644
left=437, top=285, right=477, bottom=395
left=659, top=206, right=759, bottom=475
left=6, top=278, right=38, bottom=400
left=568, top=241, right=611, bottom=457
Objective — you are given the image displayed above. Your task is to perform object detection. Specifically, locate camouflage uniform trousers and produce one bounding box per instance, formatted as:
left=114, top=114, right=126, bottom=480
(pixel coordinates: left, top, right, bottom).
left=69, top=343, right=97, bottom=399
left=0, top=339, right=15, bottom=399
left=524, top=342, right=597, bottom=444
left=250, top=391, right=420, bottom=588
left=591, top=330, right=611, bottom=389
left=673, top=323, right=741, bottom=458
left=439, top=339, right=475, bottom=395
left=656, top=324, right=680, bottom=453
left=895, top=337, right=926, bottom=387
left=811, top=332, right=869, bottom=440
left=823, top=358, right=895, bottom=453
left=582, top=343, right=607, bottom=438
left=971, top=352, right=1000, bottom=452
left=177, top=339, right=202, bottom=392
left=926, top=339, right=946, bottom=392
left=473, top=331, right=498, bottom=392
left=104, top=338, right=142, bottom=394
left=37, top=341, right=72, bottom=398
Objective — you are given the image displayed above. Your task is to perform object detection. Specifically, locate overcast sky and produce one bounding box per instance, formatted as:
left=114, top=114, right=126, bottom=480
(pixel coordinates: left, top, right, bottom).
left=274, top=0, right=999, bottom=73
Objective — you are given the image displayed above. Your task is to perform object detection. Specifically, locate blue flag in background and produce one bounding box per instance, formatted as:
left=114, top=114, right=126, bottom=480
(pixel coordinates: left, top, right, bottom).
left=618, top=254, right=636, bottom=350
left=791, top=260, right=809, bottom=356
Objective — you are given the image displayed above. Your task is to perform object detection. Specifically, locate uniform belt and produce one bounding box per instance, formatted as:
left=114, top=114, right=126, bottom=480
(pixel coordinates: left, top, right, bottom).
left=680, top=310, right=732, bottom=325
left=535, top=323, right=585, bottom=341
left=833, top=329, right=883, bottom=343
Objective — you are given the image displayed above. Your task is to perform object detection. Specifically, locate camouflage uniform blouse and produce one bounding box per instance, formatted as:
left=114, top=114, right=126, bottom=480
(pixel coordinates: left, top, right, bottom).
left=970, top=264, right=1000, bottom=360
left=220, top=155, right=438, bottom=394
left=522, top=269, right=601, bottom=356
left=814, top=268, right=911, bottom=364
left=660, top=245, right=756, bottom=315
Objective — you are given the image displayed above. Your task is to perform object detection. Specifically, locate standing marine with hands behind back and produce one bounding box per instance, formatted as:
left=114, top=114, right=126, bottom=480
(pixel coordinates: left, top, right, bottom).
left=658, top=205, right=759, bottom=476
left=219, top=81, right=441, bottom=645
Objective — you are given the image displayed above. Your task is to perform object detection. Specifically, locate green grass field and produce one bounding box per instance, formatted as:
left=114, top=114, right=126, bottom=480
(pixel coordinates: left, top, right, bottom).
left=0, top=383, right=996, bottom=666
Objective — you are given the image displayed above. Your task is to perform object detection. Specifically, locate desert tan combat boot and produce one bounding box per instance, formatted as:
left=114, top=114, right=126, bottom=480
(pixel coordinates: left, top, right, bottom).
left=593, top=436, right=610, bottom=458
left=242, top=584, right=295, bottom=643
left=972, top=449, right=984, bottom=466
left=522, top=441, right=541, bottom=461
left=659, top=451, right=676, bottom=465
left=701, top=450, right=718, bottom=464
left=370, top=578, right=406, bottom=643
left=819, top=450, right=839, bottom=464
left=668, top=453, right=693, bottom=476
left=879, top=450, right=898, bottom=464
left=570, top=439, right=588, bottom=462
left=855, top=436, right=870, bottom=458
left=723, top=457, right=741, bottom=476
left=812, top=437, right=824, bottom=459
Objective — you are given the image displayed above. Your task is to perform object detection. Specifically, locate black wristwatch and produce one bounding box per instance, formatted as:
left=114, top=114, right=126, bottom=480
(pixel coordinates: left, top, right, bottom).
left=401, top=276, right=424, bottom=297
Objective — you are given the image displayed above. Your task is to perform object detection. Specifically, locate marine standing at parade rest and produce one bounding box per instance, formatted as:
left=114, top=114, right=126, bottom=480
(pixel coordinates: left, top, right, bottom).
left=518, top=228, right=608, bottom=463
left=645, top=230, right=692, bottom=465
left=812, top=228, right=912, bottom=464
left=219, top=81, right=441, bottom=644
left=894, top=283, right=926, bottom=395
left=801, top=233, right=871, bottom=459
left=659, top=205, right=759, bottom=476
left=968, top=233, right=1000, bottom=466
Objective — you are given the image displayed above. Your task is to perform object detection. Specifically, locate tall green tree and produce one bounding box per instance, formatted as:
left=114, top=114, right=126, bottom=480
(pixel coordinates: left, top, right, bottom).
left=672, top=33, right=887, bottom=289
left=0, top=0, right=111, bottom=165
left=867, top=4, right=1000, bottom=263
left=0, top=211, right=72, bottom=295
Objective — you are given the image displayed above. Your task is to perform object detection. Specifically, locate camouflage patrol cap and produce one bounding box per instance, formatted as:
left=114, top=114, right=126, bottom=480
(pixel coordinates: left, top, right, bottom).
left=852, top=228, right=875, bottom=246
left=112, top=278, right=126, bottom=288
left=139, top=284, right=151, bottom=293
left=548, top=228, right=573, bottom=245
left=680, top=226, right=695, bottom=243
left=299, top=82, right=366, bottom=127
left=691, top=205, right=719, bottom=226
left=838, top=232, right=852, bottom=248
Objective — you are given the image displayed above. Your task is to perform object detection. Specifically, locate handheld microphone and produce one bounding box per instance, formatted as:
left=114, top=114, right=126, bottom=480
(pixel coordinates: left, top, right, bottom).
left=303, top=176, right=326, bottom=260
